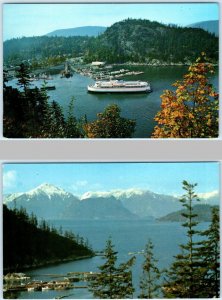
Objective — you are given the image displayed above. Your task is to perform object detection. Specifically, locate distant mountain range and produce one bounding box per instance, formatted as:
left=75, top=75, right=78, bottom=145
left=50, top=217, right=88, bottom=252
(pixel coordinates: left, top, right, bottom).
left=4, top=183, right=219, bottom=221
left=46, top=26, right=107, bottom=37
left=187, top=20, right=219, bottom=37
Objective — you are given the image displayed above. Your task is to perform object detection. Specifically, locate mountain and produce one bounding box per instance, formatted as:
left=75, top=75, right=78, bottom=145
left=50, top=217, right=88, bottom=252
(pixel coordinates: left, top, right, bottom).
left=187, top=20, right=219, bottom=37
left=157, top=204, right=219, bottom=222
left=4, top=184, right=219, bottom=221
left=46, top=26, right=107, bottom=37
left=4, top=19, right=218, bottom=66
left=5, top=183, right=80, bottom=220
left=62, top=196, right=139, bottom=220
left=4, top=184, right=138, bottom=220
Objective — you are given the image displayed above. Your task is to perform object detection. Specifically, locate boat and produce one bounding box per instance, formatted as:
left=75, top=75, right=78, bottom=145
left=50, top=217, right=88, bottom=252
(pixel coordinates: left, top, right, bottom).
left=87, top=80, right=152, bottom=93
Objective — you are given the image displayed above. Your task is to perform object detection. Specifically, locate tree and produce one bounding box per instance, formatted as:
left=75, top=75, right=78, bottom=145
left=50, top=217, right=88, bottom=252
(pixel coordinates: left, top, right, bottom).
left=88, top=238, right=135, bottom=298
left=65, top=97, right=81, bottom=138
left=16, top=63, right=31, bottom=92
left=152, top=53, right=219, bottom=138
left=83, top=104, right=136, bottom=138
left=163, top=181, right=202, bottom=298
left=139, top=240, right=161, bottom=298
left=197, top=207, right=220, bottom=297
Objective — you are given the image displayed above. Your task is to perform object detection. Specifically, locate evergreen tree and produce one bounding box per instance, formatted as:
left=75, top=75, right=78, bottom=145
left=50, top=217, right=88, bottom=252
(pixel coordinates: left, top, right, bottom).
left=88, top=238, right=135, bottom=298
left=163, top=181, right=202, bottom=298
left=16, top=63, right=31, bottom=92
left=197, top=207, right=220, bottom=297
left=65, top=97, right=81, bottom=138
left=139, top=240, right=161, bottom=298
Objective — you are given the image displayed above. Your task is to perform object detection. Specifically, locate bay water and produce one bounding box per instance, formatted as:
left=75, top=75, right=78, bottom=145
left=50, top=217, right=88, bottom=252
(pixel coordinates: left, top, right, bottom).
left=7, top=66, right=218, bottom=138
left=17, top=220, right=209, bottom=299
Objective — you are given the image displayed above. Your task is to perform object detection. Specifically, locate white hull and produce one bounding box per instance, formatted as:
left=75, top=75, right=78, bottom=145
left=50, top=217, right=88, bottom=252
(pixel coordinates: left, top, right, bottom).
left=88, top=85, right=151, bottom=93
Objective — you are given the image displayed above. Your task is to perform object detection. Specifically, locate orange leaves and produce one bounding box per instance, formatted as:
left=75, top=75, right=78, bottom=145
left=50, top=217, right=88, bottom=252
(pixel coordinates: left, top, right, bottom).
left=152, top=54, right=219, bottom=138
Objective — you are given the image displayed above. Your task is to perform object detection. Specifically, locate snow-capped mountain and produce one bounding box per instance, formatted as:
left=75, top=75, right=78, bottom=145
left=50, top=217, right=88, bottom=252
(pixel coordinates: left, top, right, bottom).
left=4, top=183, right=219, bottom=220
left=4, top=183, right=79, bottom=220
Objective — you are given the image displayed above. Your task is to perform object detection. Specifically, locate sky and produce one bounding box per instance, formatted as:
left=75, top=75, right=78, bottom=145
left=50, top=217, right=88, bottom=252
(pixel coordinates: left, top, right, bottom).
left=3, top=3, right=219, bottom=41
left=3, top=162, right=220, bottom=197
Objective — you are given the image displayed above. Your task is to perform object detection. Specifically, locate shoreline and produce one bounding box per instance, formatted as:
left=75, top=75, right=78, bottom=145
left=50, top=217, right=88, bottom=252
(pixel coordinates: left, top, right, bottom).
left=3, top=254, right=95, bottom=274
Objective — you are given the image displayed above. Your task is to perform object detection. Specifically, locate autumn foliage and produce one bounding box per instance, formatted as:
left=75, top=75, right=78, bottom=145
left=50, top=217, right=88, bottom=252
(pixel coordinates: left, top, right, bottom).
left=152, top=53, right=219, bottom=138
left=84, top=104, right=136, bottom=138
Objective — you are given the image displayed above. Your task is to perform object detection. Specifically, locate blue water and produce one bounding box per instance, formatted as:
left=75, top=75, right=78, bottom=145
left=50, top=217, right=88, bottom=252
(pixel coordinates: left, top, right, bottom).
left=16, top=220, right=209, bottom=299
left=6, top=66, right=218, bottom=138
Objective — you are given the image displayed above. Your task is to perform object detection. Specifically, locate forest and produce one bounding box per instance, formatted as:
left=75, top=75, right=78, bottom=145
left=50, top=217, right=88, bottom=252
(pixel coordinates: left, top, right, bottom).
left=3, top=205, right=94, bottom=272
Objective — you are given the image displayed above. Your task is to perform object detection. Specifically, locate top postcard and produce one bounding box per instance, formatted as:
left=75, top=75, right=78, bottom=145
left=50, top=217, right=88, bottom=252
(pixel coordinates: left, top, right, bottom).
left=3, top=2, right=219, bottom=139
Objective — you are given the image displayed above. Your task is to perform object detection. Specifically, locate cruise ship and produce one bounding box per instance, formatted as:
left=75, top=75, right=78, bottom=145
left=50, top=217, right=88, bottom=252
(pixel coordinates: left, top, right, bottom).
left=87, top=80, right=152, bottom=93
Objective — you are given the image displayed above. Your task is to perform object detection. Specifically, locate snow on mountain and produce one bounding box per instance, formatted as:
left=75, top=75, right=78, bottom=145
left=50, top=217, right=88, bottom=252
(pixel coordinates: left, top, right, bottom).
left=81, top=188, right=146, bottom=200
left=27, top=183, right=70, bottom=198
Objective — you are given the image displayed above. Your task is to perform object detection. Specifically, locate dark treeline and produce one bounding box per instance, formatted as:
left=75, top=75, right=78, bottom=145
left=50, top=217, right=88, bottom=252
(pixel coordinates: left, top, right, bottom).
left=4, top=19, right=218, bottom=67
left=3, top=205, right=94, bottom=272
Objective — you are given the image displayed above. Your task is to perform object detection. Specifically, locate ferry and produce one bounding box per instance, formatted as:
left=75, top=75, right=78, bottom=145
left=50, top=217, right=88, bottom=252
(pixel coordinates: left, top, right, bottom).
left=87, top=80, right=152, bottom=93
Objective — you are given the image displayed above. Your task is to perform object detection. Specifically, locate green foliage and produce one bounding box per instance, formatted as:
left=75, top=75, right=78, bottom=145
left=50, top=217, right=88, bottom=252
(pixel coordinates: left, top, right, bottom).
left=88, top=238, right=135, bottom=298
left=3, top=205, right=94, bottom=272
left=139, top=240, right=161, bottom=298
left=84, top=104, right=136, bottom=138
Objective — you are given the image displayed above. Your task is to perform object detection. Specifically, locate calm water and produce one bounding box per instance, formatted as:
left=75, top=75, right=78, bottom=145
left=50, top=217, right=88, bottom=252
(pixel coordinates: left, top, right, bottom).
left=16, top=220, right=209, bottom=299
left=7, top=66, right=218, bottom=138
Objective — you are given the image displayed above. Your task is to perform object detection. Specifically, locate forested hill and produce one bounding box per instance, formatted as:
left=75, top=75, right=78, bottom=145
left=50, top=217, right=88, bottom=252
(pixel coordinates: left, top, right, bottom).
left=85, top=19, right=218, bottom=63
left=3, top=205, right=94, bottom=272
left=157, top=204, right=219, bottom=222
left=4, top=19, right=218, bottom=66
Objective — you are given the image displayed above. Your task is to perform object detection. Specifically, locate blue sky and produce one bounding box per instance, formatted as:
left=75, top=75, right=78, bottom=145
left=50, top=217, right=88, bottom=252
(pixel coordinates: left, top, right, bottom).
left=3, top=162, right=220, bottom=197
left=3, top=3, right=219, bottom=41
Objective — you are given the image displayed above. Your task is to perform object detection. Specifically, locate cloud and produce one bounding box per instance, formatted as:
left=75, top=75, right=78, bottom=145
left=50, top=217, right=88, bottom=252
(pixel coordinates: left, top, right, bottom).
left=3, top=170, right=17, bottom=189
left=198, top=190, right=219, bottom=200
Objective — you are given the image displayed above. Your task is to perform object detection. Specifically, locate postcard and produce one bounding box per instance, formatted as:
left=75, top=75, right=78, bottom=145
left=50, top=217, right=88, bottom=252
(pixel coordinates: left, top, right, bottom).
left=3, top=2, right=219, bottom=138
left=3, top=162, right=220, bottom=298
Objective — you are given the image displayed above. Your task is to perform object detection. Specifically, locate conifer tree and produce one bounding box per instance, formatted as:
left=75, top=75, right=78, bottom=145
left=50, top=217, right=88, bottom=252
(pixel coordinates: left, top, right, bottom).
left=65, top=97, right=81, bottom=138
left=163, top=181, right=202, bottom=298
left=16, top=63, right=31, bottom=92
left=88, top=238, right=135, bottom=298
left=197, top=206, right=220, bottom=297
left=139, top=240, right=161, bottom=298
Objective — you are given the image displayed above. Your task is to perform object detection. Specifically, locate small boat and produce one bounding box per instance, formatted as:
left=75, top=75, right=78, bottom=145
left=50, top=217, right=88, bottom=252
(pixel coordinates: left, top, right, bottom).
left=87, top=80, right=151, bottom=93
left=41, top=85, right=56, bottom=91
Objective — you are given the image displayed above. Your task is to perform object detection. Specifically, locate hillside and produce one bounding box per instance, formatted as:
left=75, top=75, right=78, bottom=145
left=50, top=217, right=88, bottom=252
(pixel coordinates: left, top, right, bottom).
left=3, top=205, right=94, bottom=272
left=46, top=26, right=106, bottom=37
left=4, top=19, right=219, bottom=67
left=187, top=20, right=219, bottom=36
left=84, top=19, right=218, bottom=64
left=157, top=204, right=219, bottom=222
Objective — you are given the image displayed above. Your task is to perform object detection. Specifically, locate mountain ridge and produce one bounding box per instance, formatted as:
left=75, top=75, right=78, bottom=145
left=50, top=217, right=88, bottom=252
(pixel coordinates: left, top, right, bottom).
left=4, top=183, right=219, bottom=221
left=46, top=26, right=107, bottom=37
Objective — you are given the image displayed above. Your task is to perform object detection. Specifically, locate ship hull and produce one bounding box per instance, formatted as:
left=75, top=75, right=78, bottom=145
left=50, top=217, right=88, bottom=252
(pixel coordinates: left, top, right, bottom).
left=88, top=86, right=151, bottom=93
